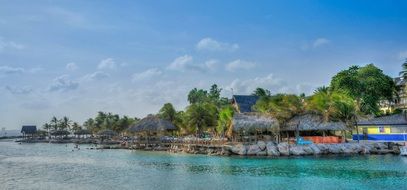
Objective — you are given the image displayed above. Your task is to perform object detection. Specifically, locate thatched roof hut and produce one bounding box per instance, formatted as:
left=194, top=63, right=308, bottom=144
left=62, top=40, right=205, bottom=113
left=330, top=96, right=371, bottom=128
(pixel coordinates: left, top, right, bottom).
left=21, top=125, right=37, bottom=135
left=97, top=129, right=118, bottom=137
left=50, top=130, right=70, bottom=136
left=283, top=113, right=347, bottom=131
left=232, top=113, right=278, bottom=132
left=128, top=115, right=176, bottom=133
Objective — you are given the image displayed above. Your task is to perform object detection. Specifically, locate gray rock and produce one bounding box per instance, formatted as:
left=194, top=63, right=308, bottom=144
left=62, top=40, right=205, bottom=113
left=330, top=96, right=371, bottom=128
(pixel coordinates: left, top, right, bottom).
left=247, top=144, right=261, bottom=155
left=303, top=145, right=314, bottom=155
left=266, top=142, right=280, bottom=156
left=328, top=144, right=341, bottom=154
left=309, top=144, right=321, bottom=154
left=231, top=144, right=247, bottom=155
left=277, top=142, right=290, bottom=156
left=289, top=145, right=306, bottom=156
left=257, top=141, right=266, bottom=151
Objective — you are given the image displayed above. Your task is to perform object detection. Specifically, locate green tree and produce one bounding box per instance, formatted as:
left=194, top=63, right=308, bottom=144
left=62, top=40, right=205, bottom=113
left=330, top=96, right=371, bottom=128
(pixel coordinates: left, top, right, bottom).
left=159, top=103, right=177, bottom=123
left=399, top=58, right=407, bottom=78
left=185, top=103, right=218, bottom=136
left=187, top=88, right=208, bottom=104
left=60, top=116, right=71, bottom=131
left=83, top=118, right=95, bottom=133
left=252, top=87, right=271, bottom=97
left=330, top=64, right=396, bottom=115
left=50, top=116, right=59, bottom=131
left=216, top=106, right=234, bottom=137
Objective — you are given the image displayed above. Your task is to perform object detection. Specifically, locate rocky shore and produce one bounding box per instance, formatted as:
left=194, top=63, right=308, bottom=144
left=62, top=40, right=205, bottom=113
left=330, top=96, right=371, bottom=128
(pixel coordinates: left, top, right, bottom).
left=167, top=141, right=401, bottom=156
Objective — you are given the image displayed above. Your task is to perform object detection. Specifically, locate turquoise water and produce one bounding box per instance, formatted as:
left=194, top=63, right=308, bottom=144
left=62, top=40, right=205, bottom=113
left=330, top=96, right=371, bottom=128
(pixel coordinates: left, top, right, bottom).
left=1, top=140, right=407, bottom=190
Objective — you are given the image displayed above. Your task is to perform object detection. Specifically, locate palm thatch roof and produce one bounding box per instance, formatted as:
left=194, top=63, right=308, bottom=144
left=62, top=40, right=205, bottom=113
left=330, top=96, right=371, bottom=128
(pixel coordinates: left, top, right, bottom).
left=97, top=129, right=118, bottom=137
left=283, top=113, right=347, bottom=131
left=50, top=130, right=70, bottom=136
left=357, top=113, right=407, bottom=127
left=232, top=95, right=259, bottom=113
left=128, top=115, right=176, bottom=133
left=74, top=129, right=91, bottom=135
left=21, top=125, right=37, bottom=134
left=232, top=113, right=278, bottom=132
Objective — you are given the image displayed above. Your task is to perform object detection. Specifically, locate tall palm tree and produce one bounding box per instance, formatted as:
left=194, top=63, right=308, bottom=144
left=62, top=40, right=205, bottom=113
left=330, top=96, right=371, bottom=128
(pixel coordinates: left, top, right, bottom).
left=43, top=123, right=51, bottom=138
left=50, top=116, right=59, bottom=131
left=60, top=116, right=72, bottom=132
left=217, top=106, right=234, bottom=138
left=399, top=59, right=407, bottom=78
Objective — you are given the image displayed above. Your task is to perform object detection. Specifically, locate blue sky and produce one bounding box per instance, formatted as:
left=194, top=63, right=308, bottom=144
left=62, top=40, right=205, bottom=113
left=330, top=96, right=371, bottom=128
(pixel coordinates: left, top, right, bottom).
left=1, top=0, right=407, bottom=129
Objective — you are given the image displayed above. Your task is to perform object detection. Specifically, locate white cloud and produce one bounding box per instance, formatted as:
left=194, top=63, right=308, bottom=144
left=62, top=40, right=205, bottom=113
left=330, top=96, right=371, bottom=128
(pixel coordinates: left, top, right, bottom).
left=98, top=58, right=117, bottom=70
left=196, top=38, right=239, bottom=52
left=167, top=55, right=215, bottom=72
left=66, top=62, right=78, bottom=71
left=399, top=51, right=407, bottom=60
left=225, top=59, right=256, bottom=72
left=226, top=74, right=287, bottom=95
left=0, top=37, right=25, bottom=52
left=48, top=75, right=79, bottom=92
left=0, top=66, right=25, bottom=75
left=5, top=85, right=33, bottom=95
left=132, top=68, right=162, bottom=81
left=313, top=38, right=330, bottom=48
left=82, top=71, right=110, bottom=81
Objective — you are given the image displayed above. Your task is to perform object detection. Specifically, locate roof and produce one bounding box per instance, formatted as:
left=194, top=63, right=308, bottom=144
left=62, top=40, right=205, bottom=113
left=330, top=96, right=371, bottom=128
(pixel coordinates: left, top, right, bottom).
left=232, top=95, right=259, bottom=113
left=128, top=115, right=176, bottom=133
left=357, top=113, right=407, bottom=127
left=21, top=125, right=37, bottom=134
left=283, top=113, right=347, bottom=131
left=97, top=129, right=118, bottom=137
left=232, top=113, right=278, bottom=132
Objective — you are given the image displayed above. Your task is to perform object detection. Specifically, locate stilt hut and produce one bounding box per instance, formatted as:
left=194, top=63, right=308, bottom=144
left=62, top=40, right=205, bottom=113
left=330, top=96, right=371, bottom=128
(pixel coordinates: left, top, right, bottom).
left=128, top=115, right=176, bottom=144
left=21, top=125, right=37, bottom=139
left=282, top=113, right=347, bottom=144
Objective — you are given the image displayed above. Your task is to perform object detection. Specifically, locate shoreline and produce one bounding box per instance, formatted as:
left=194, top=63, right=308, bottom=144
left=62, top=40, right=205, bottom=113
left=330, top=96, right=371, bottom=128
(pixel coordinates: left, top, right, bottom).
left=10, top=138, right=403, bottom=157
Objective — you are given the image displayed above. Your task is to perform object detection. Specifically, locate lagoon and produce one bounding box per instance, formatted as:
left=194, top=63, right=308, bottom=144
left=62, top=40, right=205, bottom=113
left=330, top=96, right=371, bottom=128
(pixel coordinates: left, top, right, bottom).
left=1, top=140, right=407, bottom=190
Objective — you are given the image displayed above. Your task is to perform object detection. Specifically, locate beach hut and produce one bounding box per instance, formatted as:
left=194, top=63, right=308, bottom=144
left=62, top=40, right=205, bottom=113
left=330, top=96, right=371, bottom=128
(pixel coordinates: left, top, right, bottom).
left=232, top=113, right=279, bottom=143
left=128, top=115, right=176, bottom=144
left=282, top=113, right=347, bottom=144
left=21, top=125, right=37, bottom=139
left=354, top=113, right=407, bottom=142
left=74, top=129, right=91, bottom=139
left=97, top=129, right=118, bottom=138
left=50, top=130, right=70, bottom=139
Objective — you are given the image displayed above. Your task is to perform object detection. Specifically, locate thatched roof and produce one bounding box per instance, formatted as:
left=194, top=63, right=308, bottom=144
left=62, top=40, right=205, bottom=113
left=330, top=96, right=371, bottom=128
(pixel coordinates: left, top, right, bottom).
left=232, top=95, right=259, bottom=113
left=283, top=113, right=347, bottom=131
left=21, top=125, right=37, bottom=134
left=128, top=115, right=176, bottom=133
left=50, top=130, right=70, bottom=136
left=232, top=113, right=278, bottom=132
left=357, top=113, right=407, bottom=127
left=74, top=129, right=91, bottom=135
left=97, top=129, right=118, bottom=137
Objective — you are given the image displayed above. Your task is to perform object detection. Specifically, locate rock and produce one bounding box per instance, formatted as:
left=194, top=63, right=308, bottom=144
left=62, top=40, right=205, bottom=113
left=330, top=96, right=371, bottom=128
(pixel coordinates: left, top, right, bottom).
left=303, top=145, right=314, bottom=155
left=257, top=141, right=266, bottom=151
left=309, top=144, right=321, bottom=154
left=373, top=142, right=388, bottom=150
left=247, top=144, right=261, bottom=155
left=328, top=144, right=341, bottom=154
left=231, top=144, right=247, bottom=155
left=256, top=151, right=267, bottom=156
left=266, top=142, right=280, bottom=156
left=317, top=144, right=329, bottom=154
left=289, top=145, right=306, bottom=156
left=278, top=143, right=290, bottom=156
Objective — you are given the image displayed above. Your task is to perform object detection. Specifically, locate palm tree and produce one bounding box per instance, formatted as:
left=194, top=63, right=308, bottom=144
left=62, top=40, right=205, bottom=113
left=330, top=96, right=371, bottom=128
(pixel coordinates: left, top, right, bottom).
left=159, top=103, right=177, bottom=123
left=399, top=59, right=407, bottom=78
left=217, top=106, right=234, bottom=138
left=60, top=116, right=72, bottom=132
left=186, top=103, right=218, bottom=137
left=252, top=87, right=271, bottom=97
left=43, top=123, right=52, bottom=139
left=50, top=116, right=59, bottom=131
left=71, top=122, right=81, bottom=138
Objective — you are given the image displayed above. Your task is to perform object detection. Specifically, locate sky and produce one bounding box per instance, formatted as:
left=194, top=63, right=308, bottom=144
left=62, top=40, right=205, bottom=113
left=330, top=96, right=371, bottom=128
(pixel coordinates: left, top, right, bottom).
left=1, top=0, right=407, bottom=130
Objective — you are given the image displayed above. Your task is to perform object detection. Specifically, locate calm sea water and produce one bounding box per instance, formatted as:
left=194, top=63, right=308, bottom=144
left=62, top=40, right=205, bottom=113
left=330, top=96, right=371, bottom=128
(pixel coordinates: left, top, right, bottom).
left=1, top=140, right=407, bottom=190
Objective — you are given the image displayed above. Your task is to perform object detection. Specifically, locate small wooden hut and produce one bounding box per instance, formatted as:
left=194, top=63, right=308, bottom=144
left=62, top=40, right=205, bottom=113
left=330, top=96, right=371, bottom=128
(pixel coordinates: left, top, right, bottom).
left=282, top=113, right=347, bottom=144
left=232, top=113, right=279, bottom=143
left=21, top=125, right=37, bottom=139
left=128, top=115, right=176, bottom=144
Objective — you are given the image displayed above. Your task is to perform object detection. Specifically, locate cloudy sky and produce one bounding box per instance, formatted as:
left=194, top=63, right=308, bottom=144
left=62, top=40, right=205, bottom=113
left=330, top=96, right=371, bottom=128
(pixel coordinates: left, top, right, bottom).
left=1, top=0, right=407, bottom=129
